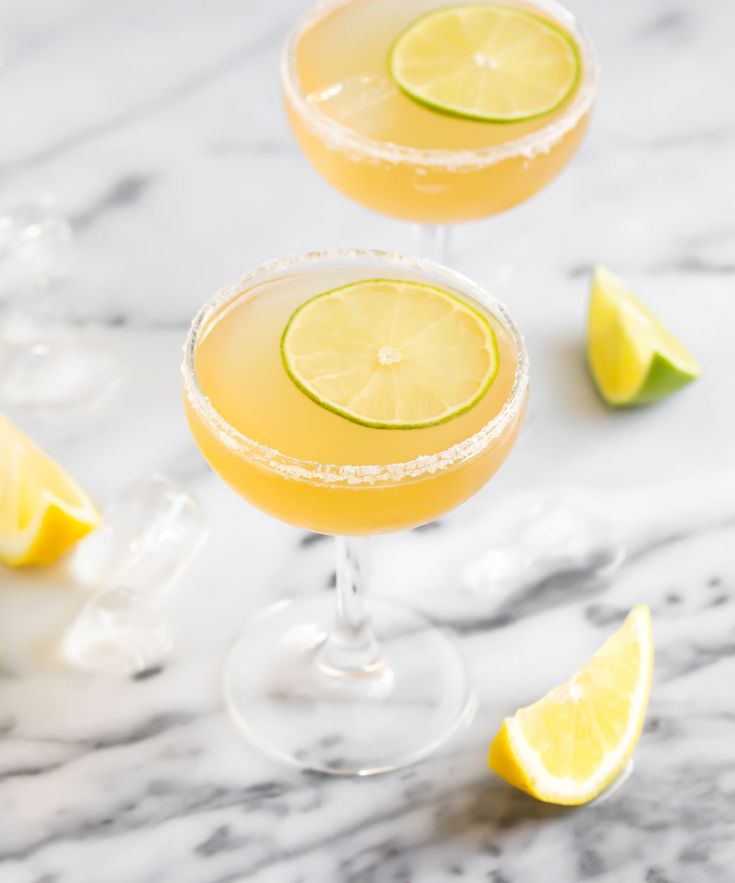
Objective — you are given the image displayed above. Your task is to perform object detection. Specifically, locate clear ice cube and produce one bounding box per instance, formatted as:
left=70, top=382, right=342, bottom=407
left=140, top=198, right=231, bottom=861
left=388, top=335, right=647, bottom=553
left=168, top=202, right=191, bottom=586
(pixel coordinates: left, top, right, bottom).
left=307, top=74, right=402, bottom=138
left=72, top=473, right=208, bottom=598
left=63, top=587, right=174, bottom=677
left=518, top=496, right=625, bottom=577
left=64, top=474, right=208, bottom=675
left=464, top=492, right=626, bottom=594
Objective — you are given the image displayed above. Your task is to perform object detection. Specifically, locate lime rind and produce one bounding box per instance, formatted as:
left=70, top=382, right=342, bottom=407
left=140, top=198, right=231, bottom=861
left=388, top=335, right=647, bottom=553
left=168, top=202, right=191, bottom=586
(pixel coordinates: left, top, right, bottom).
left=588, top=266, right=701, bottom=407
left=388, top=3, right=582, bottom=124
left=281, top=279, right=499, bottom=430
left=630, top=351, right=698, bottom=405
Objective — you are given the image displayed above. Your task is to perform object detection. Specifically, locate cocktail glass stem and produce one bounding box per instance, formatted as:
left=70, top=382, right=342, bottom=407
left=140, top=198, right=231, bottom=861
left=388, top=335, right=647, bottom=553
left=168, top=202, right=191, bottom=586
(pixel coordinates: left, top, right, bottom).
left=0, top=196, right=121, bottom=411
left=321, top=536, right=382, bottom=673
left=412, top=224, right=452, bottom=266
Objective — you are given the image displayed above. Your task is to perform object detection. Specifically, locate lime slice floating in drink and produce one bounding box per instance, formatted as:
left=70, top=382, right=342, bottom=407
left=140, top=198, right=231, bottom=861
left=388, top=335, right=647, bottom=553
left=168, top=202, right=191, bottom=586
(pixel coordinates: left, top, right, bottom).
left=389, top=3, right=581, bottom=123
left=281, top=279, right=499, bottom=429
left=587, top=267, right=701, bottom=407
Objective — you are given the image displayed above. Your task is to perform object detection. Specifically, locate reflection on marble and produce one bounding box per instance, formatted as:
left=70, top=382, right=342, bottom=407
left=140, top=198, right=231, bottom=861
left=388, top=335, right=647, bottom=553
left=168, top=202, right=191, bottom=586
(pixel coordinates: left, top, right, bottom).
left=1, top=0, right=735, bottom=880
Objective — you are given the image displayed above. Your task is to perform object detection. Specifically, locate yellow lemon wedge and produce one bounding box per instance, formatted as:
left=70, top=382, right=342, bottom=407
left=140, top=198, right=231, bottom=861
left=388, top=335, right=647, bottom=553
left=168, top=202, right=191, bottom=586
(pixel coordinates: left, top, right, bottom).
left=489, top=605, right=653, bottom=805
left=588, top=267, right=701, bottom=406
left=281, top=279, right=498, bottom=429
left=0, top=413, right=99, bottom=567
left=389, top=4, right=580, bottom=123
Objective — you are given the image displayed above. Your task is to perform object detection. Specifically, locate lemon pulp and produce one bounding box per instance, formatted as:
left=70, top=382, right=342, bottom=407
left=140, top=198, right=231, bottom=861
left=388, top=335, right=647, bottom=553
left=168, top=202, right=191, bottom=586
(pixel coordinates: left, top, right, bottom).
left=0, top=413, right=99, bottom=567
left=489, top=605, right=654, bottom=805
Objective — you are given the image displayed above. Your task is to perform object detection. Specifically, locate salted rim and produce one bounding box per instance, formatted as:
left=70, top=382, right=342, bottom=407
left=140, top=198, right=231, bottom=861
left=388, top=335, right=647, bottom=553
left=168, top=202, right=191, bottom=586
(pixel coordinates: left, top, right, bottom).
left=281, top=0, right=599, bottom=170
left=181, top=250, right=529, bottom=487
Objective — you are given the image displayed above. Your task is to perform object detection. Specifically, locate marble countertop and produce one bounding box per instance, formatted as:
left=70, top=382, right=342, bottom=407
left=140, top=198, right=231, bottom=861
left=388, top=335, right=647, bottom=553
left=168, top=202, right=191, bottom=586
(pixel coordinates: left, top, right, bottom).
left=1, top=0, right=735, bottom=881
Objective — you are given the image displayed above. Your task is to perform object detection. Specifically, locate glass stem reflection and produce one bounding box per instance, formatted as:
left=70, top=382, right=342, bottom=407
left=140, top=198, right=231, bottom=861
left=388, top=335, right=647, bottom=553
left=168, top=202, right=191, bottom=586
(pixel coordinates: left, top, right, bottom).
left=322, top=536, right=382, bottom=673
left=412, top=224, right=452, bottom=266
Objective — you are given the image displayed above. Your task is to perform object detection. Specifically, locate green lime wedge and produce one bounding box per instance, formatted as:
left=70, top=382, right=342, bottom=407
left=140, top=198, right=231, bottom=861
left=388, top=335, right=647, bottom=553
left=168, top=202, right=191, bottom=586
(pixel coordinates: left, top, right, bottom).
left=587, top=266, right=701, bottom=407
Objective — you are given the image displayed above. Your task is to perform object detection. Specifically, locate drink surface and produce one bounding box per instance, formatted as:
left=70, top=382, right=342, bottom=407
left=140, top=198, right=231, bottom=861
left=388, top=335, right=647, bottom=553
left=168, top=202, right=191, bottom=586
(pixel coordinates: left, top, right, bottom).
left=296, top=0, right=582, bottom=152
left=186, top=263, right=526, bottom=534
left=195, top=269, right=517, bottom=466
left=284, top=0, right=594, bottom=222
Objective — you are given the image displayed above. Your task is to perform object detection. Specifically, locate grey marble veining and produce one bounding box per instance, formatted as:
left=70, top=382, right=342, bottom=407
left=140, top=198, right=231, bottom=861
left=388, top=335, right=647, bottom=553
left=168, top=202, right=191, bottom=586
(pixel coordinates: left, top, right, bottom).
left=1, top=0, right=735, bottom=881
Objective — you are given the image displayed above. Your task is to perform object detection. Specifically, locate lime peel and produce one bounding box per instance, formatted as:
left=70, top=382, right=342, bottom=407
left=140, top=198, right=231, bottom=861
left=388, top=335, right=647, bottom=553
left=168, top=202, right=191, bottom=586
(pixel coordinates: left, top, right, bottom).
left=281, top=279, right=499, bottom=429
left=587, top=266, right=701, bottom=407
left=389, top=3, right=581, bottom=123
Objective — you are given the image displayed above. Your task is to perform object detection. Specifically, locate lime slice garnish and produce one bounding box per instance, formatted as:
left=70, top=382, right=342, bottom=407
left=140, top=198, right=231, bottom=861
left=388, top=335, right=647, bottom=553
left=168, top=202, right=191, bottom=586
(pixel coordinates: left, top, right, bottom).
left=281, top=279, right=499, bottom=429
left=389, top=3, right=581, bottom=123
left=587, top=267, right=701, bottom=407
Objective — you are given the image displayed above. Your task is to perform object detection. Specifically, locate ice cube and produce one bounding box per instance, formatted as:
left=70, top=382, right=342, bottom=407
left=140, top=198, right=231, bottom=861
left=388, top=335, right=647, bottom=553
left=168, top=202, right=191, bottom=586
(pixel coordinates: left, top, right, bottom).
left=463, top=492, right=625, bottom=594
left=65, top=474, right=208, bottom=675
left=72, top=473, right=208, bottom=598
left=518, top=495, right=625, bottom=578
left=63, top=587, right=174, bottom=676
left=463, top=546, right=524, bottom=593
left=307, top=74, right=402, bottom=138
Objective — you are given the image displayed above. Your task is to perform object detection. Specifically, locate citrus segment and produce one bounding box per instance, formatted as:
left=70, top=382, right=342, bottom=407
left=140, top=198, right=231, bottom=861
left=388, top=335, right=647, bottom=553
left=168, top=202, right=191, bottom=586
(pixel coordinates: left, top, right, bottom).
left=0, top=413, right=99, bottom=567
left=489, top=605, right=653, bottom=805
left=588, top=267, right=701, bottom=406
left=389, top=4, right=580, bottom=123
left=281, top=279, right=498, bottom=428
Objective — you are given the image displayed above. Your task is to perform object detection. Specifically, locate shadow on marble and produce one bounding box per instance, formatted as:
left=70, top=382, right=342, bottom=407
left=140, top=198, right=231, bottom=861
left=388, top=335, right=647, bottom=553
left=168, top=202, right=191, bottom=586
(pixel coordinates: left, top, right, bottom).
left=0, top=558, right=72, bottom=590
left=433, top=779, right=570, bottom=841
left=541, top=336, right=612, bottom=421
left=0, top=560, right=89, bottom=676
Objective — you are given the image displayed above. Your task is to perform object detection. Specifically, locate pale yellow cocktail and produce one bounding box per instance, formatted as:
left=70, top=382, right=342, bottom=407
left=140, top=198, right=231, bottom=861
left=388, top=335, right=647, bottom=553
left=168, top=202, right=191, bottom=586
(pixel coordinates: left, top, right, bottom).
left=184, top=253, right=527, bottom=535
left=181, top=251, right=529, bottom=777
left=283, top=0, right=597, bottom=224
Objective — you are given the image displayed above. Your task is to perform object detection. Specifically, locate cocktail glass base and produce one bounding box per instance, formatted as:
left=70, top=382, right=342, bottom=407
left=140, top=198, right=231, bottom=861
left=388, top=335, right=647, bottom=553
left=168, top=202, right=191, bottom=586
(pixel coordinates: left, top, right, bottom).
left=0, top=336, right=120, bottom=410
left=223, top=595, right=476, bottom=776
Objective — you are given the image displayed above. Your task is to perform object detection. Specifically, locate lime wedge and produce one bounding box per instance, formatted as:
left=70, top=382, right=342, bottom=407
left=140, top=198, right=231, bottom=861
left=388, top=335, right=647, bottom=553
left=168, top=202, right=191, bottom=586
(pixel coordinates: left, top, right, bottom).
left=389, top=4, right=580, bottom=123
left=587, top=267, right=701, bottom=407
left=281, top=279, right=499, bottom=429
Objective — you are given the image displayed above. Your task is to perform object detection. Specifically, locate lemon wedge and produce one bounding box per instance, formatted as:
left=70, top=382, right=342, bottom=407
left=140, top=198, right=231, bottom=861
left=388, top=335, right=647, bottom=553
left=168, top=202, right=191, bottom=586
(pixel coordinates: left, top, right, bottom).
left=0, top=413, right=99, bottom=567
left=489, top=605, right=653, bottom=805
left=281, top=279, right=498, bottom=429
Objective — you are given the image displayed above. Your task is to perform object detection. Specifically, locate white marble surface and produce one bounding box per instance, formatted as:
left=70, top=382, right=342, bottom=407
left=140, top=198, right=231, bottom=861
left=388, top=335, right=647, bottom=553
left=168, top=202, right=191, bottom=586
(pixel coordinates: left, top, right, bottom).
left=1, top=0, right=735, bottom=881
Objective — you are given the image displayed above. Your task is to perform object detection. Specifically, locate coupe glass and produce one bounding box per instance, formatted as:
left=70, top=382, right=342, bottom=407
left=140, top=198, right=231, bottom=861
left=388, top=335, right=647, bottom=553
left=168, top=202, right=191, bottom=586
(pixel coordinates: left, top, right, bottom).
left=0, top=196, right=120, bottom=410
left=282, top=0, right=598, bottom=265
left=182, top=250, right=529, bottom=775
